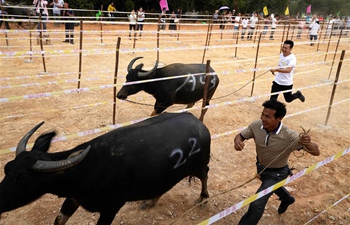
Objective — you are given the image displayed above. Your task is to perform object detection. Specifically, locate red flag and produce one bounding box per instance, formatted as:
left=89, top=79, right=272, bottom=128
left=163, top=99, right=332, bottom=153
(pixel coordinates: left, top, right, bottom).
left=306, top=5, right=311, bottom=13
left=159, top=0, right=169, bottom=11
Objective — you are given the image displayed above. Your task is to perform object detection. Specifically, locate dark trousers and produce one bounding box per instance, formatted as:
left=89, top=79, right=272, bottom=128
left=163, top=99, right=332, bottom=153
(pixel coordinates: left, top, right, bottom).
left=238, top=162, right=292, bottom=225
left=64, top=22, right=74, bottom=43
left=270, top=27, right=276, bottom=39
left=247, top=27, right=255, bottom=39
left=270, top=81, right=300, bottom=103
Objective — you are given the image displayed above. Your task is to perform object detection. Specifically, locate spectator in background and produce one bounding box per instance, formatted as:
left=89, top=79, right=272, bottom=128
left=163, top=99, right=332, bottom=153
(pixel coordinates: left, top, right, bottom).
left=309, top=20, right=320, bottom=46
left=241, top=14, right=249, bottom=40
left=168, top=10, right=177, bottom=35
left=159, top=7, right=167, bottom=31
left=128, top=9, right=137, bottom=39
left=233, top=12, right=241, bottom=37
left=107, top=2, right=117, bottom=18
left=33, top=0, right=49, bottom=37
left=247, top=12, right=258, bottom=40
left=175, top=8, right=182, bottom=19
left=136, top=7, right=145, bottom=37
left=269, top=13, right=278, bottom=40
left=262, top=15, right=269, bottom=38
left=297, top=20, right=305, bottom=39
left=50, top=0, right=63, bottom=27
left=62, top=2, right=75, bottom=44
left=213, top=10, right=219, bottom=23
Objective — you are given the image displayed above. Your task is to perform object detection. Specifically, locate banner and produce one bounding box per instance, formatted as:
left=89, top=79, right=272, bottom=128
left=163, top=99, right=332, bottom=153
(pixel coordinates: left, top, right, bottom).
left=263, top=6, right=268, bottom=16
left=306, top=5, right=311, bottom=13
left=159, top=0, right=169, bottom=11
left=285, top=6, right=289, bottom=15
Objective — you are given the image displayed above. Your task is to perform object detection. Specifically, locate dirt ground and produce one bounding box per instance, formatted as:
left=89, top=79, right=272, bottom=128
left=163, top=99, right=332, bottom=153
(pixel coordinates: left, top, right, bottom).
left=0, top=21, right=350, bottom=225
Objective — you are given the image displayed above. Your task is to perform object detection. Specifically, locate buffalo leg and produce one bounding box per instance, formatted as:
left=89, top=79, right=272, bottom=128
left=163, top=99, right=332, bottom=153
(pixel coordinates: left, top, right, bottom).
left=140, top=195, right=162, bottom=209
left=186, top=103, right=195, bottom=108
left=97, top=202, right=124, bottom=225
left=54, top=198, right=80, bottom=225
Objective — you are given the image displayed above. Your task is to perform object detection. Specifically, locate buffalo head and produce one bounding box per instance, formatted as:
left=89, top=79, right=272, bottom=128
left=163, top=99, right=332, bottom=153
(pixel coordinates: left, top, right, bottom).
left=0, top=122, right=90, bottom=215
left=117, top=57, right=158, bottom=100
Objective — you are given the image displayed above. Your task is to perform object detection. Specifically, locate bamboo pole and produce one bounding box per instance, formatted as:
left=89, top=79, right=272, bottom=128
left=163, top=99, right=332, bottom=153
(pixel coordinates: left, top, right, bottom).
left=250, top=32, right=262, bottom=97
left=38, top=12, right=47, bottom=72
left=327, top=30, right=342, bottom=80
left=113, top=37, right=121, bottom=125
left=202, top=21, right=212, bottom=64
left=77, top=21, right=83, bottom=89
left=324, top=50, right=345, bottom=126
left=316, top=21, right=325, bottom=51
left=324, top=23, right=334, bottom=61
left=100, top=4, right=103, bottom=44
left=199, top=60, right=211, bottom=122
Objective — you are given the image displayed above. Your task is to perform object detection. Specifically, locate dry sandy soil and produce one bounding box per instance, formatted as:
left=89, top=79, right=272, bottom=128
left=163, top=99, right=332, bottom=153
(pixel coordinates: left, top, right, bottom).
left=0, top=21, right=350, bottom=225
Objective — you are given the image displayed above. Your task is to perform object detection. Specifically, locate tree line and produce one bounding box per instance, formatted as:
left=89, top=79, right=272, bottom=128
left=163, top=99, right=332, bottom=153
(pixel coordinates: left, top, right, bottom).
left=5, top=0, right=350, bottom=17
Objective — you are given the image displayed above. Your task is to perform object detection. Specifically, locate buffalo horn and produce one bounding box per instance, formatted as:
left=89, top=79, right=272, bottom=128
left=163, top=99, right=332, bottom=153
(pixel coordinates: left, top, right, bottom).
left=127, top=57, right=144, bottom=73
left=137, top=60, right=159, bottom=79
left=32, top=145, right=91, bottom=172
left=16, top=121, right=45, bottom=157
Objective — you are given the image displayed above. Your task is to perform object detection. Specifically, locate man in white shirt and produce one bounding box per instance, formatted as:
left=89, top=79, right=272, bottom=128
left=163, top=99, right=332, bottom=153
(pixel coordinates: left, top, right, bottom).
left=269, top=40, right=305, bottom=103
left=269, top=14, right=278, bottom=40
left=309, top=20, right=320, bottom=46
left=233, top=12, right=241, bottom=36
left=247, top=12, right=258, bottom=40
left=240, top=15, right=248, bottom=40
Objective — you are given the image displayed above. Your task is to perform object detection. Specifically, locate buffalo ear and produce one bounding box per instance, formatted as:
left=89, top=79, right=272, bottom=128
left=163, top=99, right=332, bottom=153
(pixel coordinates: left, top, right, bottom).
left=32, top=131, right=57, bottom=153
left=135, top=63, right=144, bottom=71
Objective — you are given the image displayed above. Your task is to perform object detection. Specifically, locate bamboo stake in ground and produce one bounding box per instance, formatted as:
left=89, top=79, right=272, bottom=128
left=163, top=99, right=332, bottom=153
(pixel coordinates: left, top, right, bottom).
left=250, top=32, right=262, bottom=97
left=325, top=50, right=345, bottom=126
left=327, top=30, right=342, bottom=80
left=77, top=21, right=83, bottom=89
left=113, top=37, right=121, bottom=125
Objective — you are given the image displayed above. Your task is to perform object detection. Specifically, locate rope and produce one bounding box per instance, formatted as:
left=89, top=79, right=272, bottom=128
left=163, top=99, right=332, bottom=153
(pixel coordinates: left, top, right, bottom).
left=170, top=126, right=310, bottom=224
left=212, top=70, right=271, bottom=100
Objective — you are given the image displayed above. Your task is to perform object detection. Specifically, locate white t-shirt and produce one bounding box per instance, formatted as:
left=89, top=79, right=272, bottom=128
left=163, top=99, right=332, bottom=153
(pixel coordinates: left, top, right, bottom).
left=137, top=11, right=145, bottom=22
left=271, top=17, right=277, bottom=28
left=129, top=14, right=136, bottom=24
left=309, top=23, right=320, bottom=35
left=234, top=16, right=241, bottom=27
left=241, top=18, right=248, bottom=28
left=274, top=53, right=296, bottom=86
left=249, top=16, right=258, bottom=28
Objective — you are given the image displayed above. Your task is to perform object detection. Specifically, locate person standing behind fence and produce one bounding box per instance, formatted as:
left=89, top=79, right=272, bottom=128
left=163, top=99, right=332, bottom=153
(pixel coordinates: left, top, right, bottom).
left=107, top=2, right=117, bottom=19
left=62, top=2, right=74, bottom=44
left=128, top=10, right=137, bottom=39
left=297, top=20, right=305, bottom=39
left=269, top=40, right=305, bottom=103
left=136, top=7, right=145, bottom=37
left=233, top=12, right=241, bottom=37
left=241, top=14, right=248, bottom=40
left=33, top=0, right=49, bottom=37
left=309, top=20, right=320, bottom=46
left=50, top=0, right=63, bottom=27
left=269, top=13, right=278, bottom=40
left=159, top=7, right=167, bottom=31
left=247, top=12, right=258, bottom=40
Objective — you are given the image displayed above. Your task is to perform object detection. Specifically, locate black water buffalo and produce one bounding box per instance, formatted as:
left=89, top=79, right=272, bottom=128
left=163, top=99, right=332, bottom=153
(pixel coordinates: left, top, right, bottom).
left=117, top=57, right=219, bottom=121
left=0, top=112, right=211, bottom=225
left=1, top=3, right=37, bottom=29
